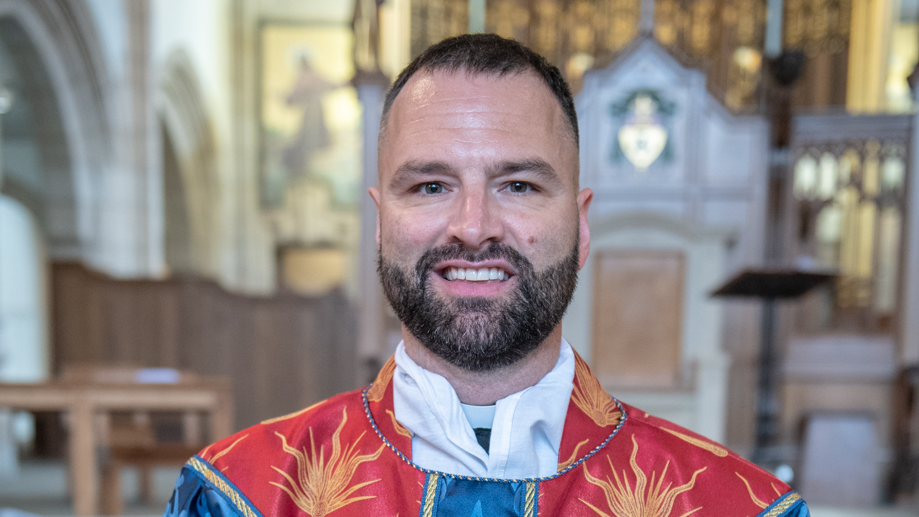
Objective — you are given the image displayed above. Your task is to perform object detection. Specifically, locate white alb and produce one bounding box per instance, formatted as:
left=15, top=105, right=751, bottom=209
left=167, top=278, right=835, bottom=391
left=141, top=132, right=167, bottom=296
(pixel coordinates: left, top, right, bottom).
left=392, top=338, right=575, bottom=478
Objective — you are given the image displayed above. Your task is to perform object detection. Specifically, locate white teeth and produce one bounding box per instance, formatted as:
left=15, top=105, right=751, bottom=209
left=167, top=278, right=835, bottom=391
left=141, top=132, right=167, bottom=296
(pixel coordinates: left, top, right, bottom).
left=445, top=267, right=509, bottom=282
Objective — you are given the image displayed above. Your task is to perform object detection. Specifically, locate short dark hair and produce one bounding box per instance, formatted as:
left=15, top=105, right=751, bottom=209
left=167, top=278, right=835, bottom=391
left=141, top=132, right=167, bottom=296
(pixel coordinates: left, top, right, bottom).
left=380, top=34, right=578, bottom=148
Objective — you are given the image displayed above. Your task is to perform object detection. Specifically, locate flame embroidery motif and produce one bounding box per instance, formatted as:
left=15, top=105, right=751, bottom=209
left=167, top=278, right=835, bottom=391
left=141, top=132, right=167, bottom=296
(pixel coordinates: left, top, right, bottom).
left=736, top=472, right=783, bottom=510
left=386, top=409, right=412, bottom=438
left=270, top=407, right=384, bottom=516
left=262, top=399, right=326, bottom=425
left=660, top=426, right=728, bottom=457
left=558, top=438, right=591, bottom=471
left=572, top=356, right=621, bottom=427
left=367, top=356, right=396, bottom=403
left=581, top=435, right=705, bottom=517
left=206, top=434, right=249, bottom=466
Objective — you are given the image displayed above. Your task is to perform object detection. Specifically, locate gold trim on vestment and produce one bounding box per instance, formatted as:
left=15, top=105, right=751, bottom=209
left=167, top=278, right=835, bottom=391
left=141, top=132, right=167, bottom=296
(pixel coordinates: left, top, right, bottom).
left=187, top=457, right=260, bottom=517
left=762, top=492, right=802, bottom=517
left=421, top=472, right=439, bottom=517
left=524, top=481, right=537, bottom=517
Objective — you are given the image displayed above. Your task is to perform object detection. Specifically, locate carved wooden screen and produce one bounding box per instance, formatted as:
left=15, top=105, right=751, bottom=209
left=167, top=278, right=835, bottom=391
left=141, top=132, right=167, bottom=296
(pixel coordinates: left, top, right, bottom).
left=405, top=0, right=858, bottom=109
left=654, top=0, right=768, bottom=109
left=791, top=114, right=909, bottom=332
left=591, top=249, right=685, bottom=388
left=409, top=0, right=641, bottom=91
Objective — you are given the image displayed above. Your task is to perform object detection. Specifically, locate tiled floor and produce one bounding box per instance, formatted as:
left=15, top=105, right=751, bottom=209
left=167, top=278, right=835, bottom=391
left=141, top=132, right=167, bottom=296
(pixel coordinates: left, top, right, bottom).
left=0, top=460, right=916, bottom=516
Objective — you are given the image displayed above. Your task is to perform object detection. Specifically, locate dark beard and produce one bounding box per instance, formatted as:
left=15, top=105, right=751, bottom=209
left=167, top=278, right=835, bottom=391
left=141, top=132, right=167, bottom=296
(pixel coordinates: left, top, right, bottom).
left=378, top=239, right=580, bottom=372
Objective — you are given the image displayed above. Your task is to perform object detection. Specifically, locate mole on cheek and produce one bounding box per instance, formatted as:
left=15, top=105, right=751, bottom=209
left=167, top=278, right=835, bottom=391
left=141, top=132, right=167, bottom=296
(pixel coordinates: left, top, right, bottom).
left=528, top=236, right=536, bottom=244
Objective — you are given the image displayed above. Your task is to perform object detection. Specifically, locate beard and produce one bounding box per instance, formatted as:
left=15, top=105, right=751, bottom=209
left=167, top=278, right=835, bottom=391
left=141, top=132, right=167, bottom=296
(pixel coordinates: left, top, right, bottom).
left=378, top=238, right=580, bottom=372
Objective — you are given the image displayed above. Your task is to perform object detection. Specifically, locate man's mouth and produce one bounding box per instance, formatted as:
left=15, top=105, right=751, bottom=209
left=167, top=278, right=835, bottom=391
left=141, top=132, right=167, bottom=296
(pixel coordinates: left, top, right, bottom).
left=441, top=266, right=511, bottom=282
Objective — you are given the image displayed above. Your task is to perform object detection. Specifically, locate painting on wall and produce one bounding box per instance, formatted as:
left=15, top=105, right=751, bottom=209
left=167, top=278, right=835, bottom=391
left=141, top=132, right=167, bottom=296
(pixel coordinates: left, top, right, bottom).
left=259, top=22, right=361, bottom=211
left=258, top=22, right=363, bottom=296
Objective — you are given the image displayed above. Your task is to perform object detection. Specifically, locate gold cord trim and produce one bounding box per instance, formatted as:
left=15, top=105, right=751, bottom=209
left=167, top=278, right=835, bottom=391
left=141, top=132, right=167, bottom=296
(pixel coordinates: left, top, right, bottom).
left=524, top=481, right=537, bottom=517
left=421, top=472, right=439, bottom=517
left=187, top=457, right=259, bottom=517
left=762, top=492, right=802, bottom=517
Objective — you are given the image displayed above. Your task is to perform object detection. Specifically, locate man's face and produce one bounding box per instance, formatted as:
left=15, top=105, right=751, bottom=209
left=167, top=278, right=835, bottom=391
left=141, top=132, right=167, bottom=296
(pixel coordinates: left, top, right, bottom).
left=371, top=71, right=592, bottom=371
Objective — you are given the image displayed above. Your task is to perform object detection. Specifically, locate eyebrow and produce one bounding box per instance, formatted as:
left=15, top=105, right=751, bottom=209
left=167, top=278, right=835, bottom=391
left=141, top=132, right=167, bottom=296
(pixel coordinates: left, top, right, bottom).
left=488, top=159, right=562, bottom=186
left=389, top=160, right=455, bottom=189
left=389, top=158, right=562, bottom=190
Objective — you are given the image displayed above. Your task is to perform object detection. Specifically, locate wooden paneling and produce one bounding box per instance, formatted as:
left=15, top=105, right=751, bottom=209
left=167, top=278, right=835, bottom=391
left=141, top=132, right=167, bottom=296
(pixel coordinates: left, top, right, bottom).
left=50, top=262, right=358, bottom=431
left=591, top=250, right=685, bottom=388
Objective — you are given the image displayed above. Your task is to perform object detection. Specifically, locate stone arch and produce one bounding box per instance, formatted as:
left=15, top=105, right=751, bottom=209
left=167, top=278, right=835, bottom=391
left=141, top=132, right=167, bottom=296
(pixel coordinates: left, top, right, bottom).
left=156, top=49, right=219, bottom=277
left=0, top=0, right=111, bottom=261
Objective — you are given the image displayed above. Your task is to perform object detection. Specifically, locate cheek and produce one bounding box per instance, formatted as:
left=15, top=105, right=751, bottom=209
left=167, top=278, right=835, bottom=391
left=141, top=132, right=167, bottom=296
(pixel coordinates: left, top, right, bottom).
left=507, top=215, right=576, bottom=266
left=380, top=211, right=444, bottom=261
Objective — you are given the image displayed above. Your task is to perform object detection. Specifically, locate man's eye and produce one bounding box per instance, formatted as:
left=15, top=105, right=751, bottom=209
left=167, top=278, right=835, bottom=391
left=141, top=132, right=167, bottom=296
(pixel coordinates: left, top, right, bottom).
left=508, top=182, right=531, bottom=193
left=423, top=183, right=443, bottom=194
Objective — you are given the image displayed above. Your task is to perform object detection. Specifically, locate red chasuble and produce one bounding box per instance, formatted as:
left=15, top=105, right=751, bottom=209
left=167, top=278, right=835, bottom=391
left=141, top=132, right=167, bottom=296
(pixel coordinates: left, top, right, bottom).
left=172, top=354, right=807, bottom=517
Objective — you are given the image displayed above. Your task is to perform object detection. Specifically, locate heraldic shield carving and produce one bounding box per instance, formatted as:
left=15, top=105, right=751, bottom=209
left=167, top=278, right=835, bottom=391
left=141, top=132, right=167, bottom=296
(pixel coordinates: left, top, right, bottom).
left=610, top=90, right=676, bottom=173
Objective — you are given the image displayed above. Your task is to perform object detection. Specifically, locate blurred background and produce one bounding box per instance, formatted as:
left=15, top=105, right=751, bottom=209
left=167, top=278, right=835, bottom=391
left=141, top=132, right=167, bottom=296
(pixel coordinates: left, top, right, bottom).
left=0, top=0, right=917, bottom=515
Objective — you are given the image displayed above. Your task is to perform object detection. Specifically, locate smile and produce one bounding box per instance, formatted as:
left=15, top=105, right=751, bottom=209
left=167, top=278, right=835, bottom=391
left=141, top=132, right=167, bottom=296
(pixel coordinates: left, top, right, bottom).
left=442, top=267, right=511, bottom=282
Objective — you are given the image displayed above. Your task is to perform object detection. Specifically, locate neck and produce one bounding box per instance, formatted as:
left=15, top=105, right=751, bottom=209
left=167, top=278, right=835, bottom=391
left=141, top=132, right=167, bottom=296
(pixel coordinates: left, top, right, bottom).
left=402, top=325, right=563, bottom=405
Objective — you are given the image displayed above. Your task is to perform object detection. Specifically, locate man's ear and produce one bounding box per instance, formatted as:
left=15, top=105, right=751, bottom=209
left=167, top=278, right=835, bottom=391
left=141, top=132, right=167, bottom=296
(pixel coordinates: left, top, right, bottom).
left=369, top=186, right=382, bottom=244
left=577, top=188, right=593, bottom=270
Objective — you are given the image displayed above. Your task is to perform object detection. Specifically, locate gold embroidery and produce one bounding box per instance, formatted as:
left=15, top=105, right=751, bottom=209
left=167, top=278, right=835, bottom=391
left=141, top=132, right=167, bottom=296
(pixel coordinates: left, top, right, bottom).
left=580, top=435, right=705, bottom=517
left=571, top=356, right=621, bottom=427
left=422, top=472, right=439, bottom=517
left=262, top=399, right=325, bottom=425
left=660, top=426, right=729, bottom=457
left=737, top=472, right=769, bottom=509
left=524, top=481, right=537, bottom=517
left=270, top=407, right=384, bottom=516
left=386, top=409, right=412, bottom=438
left=187, top=457, right=259, bottom=517
left=367, top=356, right=396, bottom=403
left=558, top=438, right=591, bottom=471
left=207, top=434, right=249, bottom=465
left=764, top=493, right=802, bottom=517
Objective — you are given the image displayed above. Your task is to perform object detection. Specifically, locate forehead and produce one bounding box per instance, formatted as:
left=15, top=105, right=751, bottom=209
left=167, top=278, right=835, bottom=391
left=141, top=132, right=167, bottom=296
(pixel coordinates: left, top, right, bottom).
left=380, top=71, right=576, bottom=176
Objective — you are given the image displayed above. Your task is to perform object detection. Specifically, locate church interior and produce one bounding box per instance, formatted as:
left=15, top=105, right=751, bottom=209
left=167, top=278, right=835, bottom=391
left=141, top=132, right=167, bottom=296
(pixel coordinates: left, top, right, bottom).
left=0, top=0, right=918, bottom=514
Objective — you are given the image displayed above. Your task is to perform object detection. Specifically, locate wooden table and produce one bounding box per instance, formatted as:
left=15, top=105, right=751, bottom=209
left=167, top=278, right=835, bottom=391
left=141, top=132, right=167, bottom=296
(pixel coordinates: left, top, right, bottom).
left=0, top=379, right=233, bottom=516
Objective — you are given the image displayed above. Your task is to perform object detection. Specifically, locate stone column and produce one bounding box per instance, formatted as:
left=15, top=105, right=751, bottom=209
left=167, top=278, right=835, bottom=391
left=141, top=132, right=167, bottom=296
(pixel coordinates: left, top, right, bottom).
left=0, top=84, right=16, bottom=477
left=901, top=92, right=919, bottom=365
left=355, top=71, right=390, bottom=385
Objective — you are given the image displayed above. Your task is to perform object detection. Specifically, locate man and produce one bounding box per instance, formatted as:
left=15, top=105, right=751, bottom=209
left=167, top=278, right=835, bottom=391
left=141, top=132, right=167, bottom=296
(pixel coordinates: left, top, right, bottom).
left=165, top=34, right=810, bottom=516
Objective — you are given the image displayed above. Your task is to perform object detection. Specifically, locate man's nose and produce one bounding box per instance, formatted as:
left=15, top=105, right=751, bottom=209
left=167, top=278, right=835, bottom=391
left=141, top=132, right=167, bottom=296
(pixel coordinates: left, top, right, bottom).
left=445, top=186, right=504, bottom=249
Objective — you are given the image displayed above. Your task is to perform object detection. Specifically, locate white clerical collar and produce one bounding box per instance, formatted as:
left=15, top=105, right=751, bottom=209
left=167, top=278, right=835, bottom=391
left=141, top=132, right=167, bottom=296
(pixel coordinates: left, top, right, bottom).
left=392, top=338, right=575, bottom=479
left=460, top=403, right=496, bottom=430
